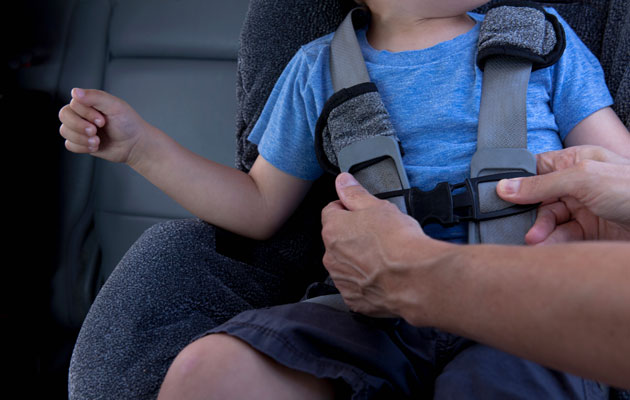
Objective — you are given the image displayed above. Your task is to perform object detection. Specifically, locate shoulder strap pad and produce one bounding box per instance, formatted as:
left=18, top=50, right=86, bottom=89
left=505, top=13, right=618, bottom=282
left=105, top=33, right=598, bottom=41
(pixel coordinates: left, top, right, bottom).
left=476, top=1, right=566, bottom=71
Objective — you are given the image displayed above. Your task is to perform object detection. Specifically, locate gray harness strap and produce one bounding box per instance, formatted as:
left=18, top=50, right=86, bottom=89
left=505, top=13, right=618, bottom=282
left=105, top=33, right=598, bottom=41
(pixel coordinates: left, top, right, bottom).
left=469, top=58, right=536, bottom=244
left=326, top=7, right=410, bottom=213
left=330, top=7, right=371, bottom=91
left=469, top=3, right=563, bottom=244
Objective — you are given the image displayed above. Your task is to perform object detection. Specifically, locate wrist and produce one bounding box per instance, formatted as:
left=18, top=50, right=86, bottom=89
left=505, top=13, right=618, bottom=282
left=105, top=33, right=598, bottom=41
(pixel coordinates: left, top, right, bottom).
left=392, top=237, right=462, bottom=327
left=126, top=123, right=165, bottom=171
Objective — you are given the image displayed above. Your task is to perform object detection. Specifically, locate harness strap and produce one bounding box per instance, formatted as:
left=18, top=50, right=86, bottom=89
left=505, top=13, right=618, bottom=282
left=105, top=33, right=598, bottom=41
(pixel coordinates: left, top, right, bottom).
left=469, top=58, right=536, bottom=244
left=469, top=2, right=564, bottom=244
left=320, top=6, right=410, bottom=213
left=330, top=7, right=371, bottom=91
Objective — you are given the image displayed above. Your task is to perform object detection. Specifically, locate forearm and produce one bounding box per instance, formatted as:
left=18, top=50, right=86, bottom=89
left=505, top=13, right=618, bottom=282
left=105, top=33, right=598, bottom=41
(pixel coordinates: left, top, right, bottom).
left=564, top=107, right=630, bottom=159
left=127, top=126, right=276, bottom=239
left=404, top=241, right=630, bottom=388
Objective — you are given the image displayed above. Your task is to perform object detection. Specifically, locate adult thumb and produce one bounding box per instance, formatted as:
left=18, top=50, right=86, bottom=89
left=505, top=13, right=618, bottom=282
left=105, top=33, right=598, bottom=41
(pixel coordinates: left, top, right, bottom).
left=496, top=170, right=578, bottom=205
left=336, top=173, right=384, bottom=211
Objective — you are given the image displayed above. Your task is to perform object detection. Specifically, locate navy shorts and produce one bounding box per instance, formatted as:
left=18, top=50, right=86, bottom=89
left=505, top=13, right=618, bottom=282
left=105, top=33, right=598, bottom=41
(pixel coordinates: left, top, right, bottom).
left=207, top=301, right=607, bottom=399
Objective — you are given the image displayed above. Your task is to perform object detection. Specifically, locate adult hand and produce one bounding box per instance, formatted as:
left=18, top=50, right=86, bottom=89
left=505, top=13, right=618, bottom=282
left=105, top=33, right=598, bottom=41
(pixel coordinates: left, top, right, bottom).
left=321, top=173, right=451, bottom=318
left=497, top=145, right=630, bottom=245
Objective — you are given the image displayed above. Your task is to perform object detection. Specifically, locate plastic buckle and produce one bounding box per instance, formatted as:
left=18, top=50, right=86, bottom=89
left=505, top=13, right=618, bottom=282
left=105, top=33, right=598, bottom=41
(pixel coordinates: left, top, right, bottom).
left=452, top=171, right=538, bottom=224
left=377, top=171, right=538, bottom=227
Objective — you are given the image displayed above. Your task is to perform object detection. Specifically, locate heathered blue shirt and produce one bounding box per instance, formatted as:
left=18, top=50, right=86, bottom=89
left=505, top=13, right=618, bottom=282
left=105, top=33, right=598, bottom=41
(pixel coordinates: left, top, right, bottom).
left=249, top=9, right=613, bottom=242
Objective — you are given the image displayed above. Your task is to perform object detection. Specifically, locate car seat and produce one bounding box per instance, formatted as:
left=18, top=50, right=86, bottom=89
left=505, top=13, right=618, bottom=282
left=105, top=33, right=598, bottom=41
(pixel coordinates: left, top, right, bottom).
left=24, top=0, right=628, bottom=398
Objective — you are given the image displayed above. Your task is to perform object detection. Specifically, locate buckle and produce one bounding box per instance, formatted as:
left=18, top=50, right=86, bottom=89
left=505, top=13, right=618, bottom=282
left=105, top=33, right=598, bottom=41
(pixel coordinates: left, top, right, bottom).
left=376, top=172, right=538, bottom=227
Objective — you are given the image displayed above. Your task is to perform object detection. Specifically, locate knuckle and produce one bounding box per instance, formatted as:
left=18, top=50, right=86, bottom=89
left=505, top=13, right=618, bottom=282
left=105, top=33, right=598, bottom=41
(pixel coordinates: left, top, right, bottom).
left=64, top=139, right=74, bottom=151
left=382, top=201, right=398, bottom=212
left=321, top=225, right=332, bottom=244
left=58, top=106, right=68, bottom=121
left=322, top=251, right=334, bottom=267
left=321, top=227, right=341, bottom=250
left=575, top=159, right=597, bottom=174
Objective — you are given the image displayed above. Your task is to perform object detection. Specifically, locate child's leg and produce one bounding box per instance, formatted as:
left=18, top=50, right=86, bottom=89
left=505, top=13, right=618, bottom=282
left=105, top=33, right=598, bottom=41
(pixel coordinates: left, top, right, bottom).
left=158, top=333, right=335, bottom=400
left=434, top=342, right=608, bottom=399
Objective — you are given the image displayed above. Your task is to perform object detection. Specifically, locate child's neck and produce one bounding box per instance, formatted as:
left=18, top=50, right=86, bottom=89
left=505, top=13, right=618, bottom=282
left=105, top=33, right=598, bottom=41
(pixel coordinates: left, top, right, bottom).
left=366, top=13, right=475, bottom=52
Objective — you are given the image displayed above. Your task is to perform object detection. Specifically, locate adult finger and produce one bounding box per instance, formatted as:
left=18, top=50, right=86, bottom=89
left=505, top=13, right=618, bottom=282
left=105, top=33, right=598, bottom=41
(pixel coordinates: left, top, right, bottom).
left=321, top=200, right=349, bottom=235
left=536, top=146, right=630, bottom=176
left=335, top=173, right=387, bottom=212
left=538, top=220, right=585, bottom=245
left=496, top=164, right=595, bottom=206
left=525, top=201, right=571, bottom=245
left=322, top=199, right=346, bottom=220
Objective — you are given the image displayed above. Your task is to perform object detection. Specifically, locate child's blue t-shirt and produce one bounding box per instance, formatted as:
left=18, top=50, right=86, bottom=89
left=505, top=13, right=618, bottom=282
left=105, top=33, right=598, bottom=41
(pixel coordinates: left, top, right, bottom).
left=248, top=9, right=613, bottom=242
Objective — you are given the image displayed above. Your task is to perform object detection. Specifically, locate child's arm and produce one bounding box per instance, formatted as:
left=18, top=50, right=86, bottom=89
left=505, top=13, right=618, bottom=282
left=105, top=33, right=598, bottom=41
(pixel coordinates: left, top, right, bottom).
left=563, top=107, right=630, bottom=159
left=59, top=88, right=312, bottom=240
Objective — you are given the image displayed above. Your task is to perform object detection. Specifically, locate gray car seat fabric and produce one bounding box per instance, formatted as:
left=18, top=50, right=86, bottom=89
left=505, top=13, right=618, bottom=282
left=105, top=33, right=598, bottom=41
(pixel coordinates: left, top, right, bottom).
left=67, top=0, right=629, bottom=399
left=69, top=219, right=309, bottom=398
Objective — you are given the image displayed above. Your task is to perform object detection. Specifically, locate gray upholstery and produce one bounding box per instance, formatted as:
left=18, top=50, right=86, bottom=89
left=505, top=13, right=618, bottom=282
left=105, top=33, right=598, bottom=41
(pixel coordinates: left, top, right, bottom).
left=69, top=219, right=306, bottom=399
left=52, top=0, right=248, bottom=328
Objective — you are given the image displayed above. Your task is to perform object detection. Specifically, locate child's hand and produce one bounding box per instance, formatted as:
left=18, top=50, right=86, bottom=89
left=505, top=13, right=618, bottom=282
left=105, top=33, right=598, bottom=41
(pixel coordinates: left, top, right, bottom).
left=58, top=88, right=149, bottom=164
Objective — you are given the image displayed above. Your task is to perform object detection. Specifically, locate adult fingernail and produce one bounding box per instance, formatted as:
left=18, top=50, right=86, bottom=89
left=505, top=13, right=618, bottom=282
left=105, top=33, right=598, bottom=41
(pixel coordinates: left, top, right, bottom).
left=497, top=179, right=521, bottom=195
left=73, top=88, right=85, bottom=98
left=337, top=173, right=359, bottom=188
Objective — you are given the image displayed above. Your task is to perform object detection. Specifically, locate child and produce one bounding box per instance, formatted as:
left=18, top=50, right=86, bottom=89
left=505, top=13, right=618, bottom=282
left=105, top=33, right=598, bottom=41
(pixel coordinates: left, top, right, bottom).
left=59, top=0, right=630, bottom=398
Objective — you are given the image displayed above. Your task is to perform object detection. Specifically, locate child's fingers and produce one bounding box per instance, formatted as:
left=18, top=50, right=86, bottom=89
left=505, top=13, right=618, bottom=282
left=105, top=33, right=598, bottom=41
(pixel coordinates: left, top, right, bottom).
left=59, top=105, right=98, bottom=137
left=69, top=97, right=106, bottom=129
left=59, top=123, right=100, bottom=150
left=64, top=139, right=97, bottom=154
left=58, top=106, right=100, bottom=150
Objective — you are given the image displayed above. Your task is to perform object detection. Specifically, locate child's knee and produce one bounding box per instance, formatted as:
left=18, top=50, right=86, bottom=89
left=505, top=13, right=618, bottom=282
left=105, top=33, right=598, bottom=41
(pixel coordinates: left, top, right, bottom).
left=176, top=333, right=251, bottom=374
left=159, top=333, right=254, bottom=398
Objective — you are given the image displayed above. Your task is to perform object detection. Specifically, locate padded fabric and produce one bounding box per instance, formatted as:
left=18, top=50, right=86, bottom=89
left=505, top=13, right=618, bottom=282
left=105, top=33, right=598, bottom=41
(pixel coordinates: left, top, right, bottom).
left=69, top=219, right=315, bottom=399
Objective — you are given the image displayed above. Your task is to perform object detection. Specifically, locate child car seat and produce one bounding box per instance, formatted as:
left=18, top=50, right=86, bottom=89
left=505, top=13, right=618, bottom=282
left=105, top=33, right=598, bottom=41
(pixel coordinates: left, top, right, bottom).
left=66, top=0, right=629, bottom=399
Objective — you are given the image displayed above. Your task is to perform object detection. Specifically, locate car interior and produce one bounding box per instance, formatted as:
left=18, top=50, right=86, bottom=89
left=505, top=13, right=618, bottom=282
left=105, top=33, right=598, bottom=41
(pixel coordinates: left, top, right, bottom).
left=3, top=0, right=628, bottom=398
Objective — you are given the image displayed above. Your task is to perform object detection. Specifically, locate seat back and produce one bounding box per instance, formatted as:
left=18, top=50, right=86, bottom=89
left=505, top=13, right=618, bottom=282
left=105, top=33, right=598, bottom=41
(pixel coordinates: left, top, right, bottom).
left=52, top=0, right=249, bottom=328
